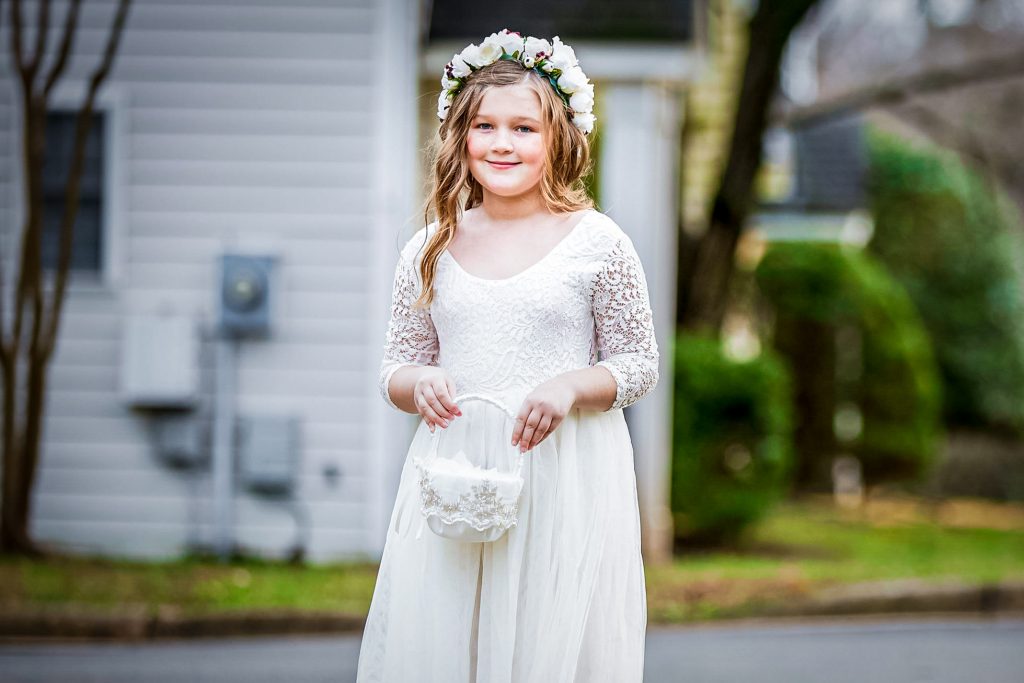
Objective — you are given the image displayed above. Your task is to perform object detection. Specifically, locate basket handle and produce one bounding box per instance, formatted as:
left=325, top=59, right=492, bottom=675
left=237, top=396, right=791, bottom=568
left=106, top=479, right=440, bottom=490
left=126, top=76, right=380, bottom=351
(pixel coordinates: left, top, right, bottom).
left=450, top=392, right=516, bottom=420
left=421, top=392, right=526, bottom=475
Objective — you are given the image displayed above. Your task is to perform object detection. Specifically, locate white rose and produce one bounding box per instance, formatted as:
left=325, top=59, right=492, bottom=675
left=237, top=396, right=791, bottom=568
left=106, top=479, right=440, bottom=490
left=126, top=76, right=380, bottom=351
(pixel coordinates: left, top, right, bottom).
left=572, top=112, right=595, bottom=134
left=496, top=29, right=524, bottom=56
left=549, top=36, right=578, bottom=72
left=540, top=60, right=556, bottom=73
left=459, top=43, right=484, bottom=68
left=478, top=39, right=502, bottom=64
left=449, top=53, right=471, bottom=78
left=441, top=74, right=459, bottom=91
left=557, top=66, right=588, bottom=94
left=569, top=89, right=594, bottom=112
left=437, top=90, right=453, bottom=119
left=524, top=36, right=552, bottom=60
left=576, top=80, right=595, bottom=97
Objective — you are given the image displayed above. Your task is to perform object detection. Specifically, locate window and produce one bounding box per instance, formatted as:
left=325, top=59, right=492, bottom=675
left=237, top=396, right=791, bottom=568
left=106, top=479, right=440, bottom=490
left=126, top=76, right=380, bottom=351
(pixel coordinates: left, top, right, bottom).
left=41, top=110, right=104, bottom=273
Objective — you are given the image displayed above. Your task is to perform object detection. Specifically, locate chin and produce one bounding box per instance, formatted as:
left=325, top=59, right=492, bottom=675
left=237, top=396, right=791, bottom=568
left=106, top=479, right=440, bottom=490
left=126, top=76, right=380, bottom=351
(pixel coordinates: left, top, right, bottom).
left=485, top=186, right=536, bottom=199
left=480, top=178, right=542, bottom=196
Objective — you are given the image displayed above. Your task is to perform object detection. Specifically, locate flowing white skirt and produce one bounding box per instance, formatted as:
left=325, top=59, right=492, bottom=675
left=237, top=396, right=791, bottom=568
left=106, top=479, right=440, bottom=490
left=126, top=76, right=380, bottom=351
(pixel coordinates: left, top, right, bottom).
left=355, top=398, right=647, bottom=683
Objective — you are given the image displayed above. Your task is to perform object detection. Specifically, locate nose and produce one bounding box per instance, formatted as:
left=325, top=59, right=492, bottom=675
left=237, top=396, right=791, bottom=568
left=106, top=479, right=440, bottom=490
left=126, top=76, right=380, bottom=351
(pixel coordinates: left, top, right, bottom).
left=491, top=127, right=513, bottom=152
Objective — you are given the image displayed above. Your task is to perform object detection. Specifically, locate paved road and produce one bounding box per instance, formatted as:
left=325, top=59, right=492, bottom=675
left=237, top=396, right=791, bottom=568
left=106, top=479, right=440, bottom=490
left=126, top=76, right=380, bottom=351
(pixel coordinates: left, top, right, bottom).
left=0, top=616, right=1021, bottom=682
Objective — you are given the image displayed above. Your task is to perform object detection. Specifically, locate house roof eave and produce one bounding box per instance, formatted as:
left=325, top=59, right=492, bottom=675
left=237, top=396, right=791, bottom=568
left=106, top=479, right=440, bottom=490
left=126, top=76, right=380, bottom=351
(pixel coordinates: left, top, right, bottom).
left=420, top=41, right=701, bottom=84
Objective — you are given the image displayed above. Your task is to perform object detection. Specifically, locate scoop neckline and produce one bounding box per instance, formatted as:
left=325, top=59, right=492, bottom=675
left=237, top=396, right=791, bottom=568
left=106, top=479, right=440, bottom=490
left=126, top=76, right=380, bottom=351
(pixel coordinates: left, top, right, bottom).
left=441, top=208, right=597, bottom=284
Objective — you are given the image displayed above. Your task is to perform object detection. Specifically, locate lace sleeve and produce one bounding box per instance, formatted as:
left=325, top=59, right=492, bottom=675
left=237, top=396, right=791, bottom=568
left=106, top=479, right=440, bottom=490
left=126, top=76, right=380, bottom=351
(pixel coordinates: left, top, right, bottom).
left=378, top=250, right=439, bottom=410
left=591, top=234, right=660, bottom=410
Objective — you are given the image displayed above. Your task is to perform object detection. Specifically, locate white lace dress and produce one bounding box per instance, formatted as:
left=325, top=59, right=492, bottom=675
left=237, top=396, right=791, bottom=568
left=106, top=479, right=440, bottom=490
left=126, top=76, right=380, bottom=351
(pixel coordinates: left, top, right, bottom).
left=356, top=208, right=660, bottom=683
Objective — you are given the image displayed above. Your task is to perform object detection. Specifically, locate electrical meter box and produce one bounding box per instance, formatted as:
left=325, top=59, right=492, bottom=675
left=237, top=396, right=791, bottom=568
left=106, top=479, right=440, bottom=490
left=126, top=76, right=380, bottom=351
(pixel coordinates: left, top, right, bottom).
left=218, top=253, right=276, bottom=337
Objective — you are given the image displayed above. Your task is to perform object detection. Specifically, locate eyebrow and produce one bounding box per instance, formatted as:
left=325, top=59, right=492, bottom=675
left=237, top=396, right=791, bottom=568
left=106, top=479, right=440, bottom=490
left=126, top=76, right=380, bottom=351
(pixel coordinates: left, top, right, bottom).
left=473, top=114, right=542, bottom=125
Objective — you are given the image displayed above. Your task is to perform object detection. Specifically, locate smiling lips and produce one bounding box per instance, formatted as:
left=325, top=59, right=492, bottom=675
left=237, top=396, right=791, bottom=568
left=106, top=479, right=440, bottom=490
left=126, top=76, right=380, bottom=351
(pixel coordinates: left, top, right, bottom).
left=488, top=161, right=519, bottom=169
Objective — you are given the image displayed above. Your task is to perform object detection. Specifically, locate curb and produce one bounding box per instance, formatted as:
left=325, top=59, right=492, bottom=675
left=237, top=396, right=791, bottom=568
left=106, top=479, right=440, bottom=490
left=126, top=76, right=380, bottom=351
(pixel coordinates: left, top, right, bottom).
left=0, top=607, right=365, bottom=641
left=749, top=578, right=1024, bottom=619
left=2, top=579, right=1022, bottom=641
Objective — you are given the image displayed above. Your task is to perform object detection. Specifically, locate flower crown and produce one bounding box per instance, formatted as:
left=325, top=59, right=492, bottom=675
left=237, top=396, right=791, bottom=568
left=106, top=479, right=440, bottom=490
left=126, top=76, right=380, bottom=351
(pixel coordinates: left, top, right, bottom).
left=437, top=29, right=596, bottom=135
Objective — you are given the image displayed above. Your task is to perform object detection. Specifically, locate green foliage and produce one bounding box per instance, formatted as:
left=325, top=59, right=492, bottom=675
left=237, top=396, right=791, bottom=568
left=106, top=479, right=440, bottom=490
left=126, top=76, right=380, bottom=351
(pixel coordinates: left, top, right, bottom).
left=671, top=333, right=795, bottom=545
left=866, top=127, right=1024, bottom=433
left=756, top=242, right=942, bottom=483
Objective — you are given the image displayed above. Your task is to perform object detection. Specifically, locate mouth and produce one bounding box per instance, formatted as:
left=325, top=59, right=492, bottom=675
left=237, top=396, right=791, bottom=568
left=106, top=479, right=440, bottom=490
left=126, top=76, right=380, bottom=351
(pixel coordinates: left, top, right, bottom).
left=487, top=161, right=520, bottom=169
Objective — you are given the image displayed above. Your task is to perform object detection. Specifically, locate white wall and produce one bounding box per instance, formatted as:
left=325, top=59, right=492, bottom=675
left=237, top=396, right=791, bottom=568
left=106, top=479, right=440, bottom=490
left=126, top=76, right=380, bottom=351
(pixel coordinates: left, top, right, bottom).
left=1, top=0, right=386, bottom=562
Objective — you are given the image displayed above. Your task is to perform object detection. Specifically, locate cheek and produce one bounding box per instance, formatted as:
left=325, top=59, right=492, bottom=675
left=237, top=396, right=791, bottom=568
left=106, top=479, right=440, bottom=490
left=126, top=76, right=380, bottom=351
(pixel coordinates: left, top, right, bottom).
left=522, top=139, right=547, bottom=168
left=466, top=134, right=488, bottom=158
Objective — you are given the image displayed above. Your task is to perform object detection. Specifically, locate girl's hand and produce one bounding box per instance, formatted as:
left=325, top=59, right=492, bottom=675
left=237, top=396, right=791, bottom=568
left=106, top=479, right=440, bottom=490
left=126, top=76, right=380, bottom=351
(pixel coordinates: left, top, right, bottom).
left=512, top=378, right=576, bottom=452
left=414, top=368, right=461, bottom=432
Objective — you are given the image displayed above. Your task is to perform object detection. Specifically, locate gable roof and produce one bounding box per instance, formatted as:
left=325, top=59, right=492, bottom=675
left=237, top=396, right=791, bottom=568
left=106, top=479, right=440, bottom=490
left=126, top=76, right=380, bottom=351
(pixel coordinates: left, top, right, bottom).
left=427, top=0, right=696, bottom=43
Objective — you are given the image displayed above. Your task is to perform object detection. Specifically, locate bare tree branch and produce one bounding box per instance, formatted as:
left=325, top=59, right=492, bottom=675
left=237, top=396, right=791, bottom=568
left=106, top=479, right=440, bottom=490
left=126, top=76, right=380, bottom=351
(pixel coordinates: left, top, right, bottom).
left=0, top=0, right=6, bottom=355
left=25, top=0, right=50, bottom=77
left=778, top=47, right=1024, bottom=128
left=10, top=0, right=27, bottom=73
left=680, top=0, right=822, bottom=331
left=43, top=0, right=82, bottom=97
left=43, top=0, right=132, bottom=359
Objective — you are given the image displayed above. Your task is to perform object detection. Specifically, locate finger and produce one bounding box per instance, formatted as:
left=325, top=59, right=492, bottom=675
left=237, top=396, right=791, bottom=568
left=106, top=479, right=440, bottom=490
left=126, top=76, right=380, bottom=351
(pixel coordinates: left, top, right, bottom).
left=527, top=414, right=553, bottom=451
left=526, top=414, right=552, bottom=450
left=519, top=412, right=541, bottom=452
left=423, top=387, right=453, bottom=425
left=435, top=383, right=461, bottom=418
left=415, top=392, right=445, bottom=431
left=443, top=377, right=462, bottom=417
left=512, top=408, right=530, bottom=446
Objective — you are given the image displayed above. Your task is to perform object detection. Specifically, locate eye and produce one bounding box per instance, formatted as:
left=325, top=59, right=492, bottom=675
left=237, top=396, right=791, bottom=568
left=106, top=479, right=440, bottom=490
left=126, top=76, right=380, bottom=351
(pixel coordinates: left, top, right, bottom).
left=476, top=122, right=493, bottom=129
left=516, top=125, right=534, bottom=133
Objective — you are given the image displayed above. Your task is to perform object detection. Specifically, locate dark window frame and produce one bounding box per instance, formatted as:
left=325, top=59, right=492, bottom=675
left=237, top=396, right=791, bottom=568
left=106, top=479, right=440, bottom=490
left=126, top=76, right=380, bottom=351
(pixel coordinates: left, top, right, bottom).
left=41, top=108, right=105, bottom=275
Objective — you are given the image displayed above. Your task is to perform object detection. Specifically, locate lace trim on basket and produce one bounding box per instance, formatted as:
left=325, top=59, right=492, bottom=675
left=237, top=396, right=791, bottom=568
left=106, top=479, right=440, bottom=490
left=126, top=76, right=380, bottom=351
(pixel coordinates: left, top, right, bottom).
left=416, top=465, right=520, bottom=531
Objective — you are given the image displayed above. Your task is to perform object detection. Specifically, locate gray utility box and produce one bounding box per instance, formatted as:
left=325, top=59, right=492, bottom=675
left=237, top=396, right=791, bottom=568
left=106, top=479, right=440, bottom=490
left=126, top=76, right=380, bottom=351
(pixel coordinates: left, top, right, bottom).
left=154, top=413, right=211, bottom=469
left=237, top=415, right=301, bottom=496
left=120, top=313, right=200, bottom=409
left=218, top=253, right=276, bottom=338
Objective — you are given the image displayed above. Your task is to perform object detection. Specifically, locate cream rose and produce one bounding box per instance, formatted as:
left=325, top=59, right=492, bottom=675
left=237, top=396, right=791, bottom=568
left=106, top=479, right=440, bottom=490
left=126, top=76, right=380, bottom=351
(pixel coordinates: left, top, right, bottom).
left=557, top=66, right=588, bottom=94
left=572, top=112, right=596, bottom=134
left=569, top=89, right=594, bottom=112
left=477, top=39, right=502, bottom=64
left=437, top=90, right=453, bottom=120
left=448, top=53, right=471, bottom=78
left=549, top=36, right=578, bottom=72
left=495, top=29, right=524, bottom=56
left=458, top=43, right=484, bottom=68
left=524, top=36, right=552, bottom=60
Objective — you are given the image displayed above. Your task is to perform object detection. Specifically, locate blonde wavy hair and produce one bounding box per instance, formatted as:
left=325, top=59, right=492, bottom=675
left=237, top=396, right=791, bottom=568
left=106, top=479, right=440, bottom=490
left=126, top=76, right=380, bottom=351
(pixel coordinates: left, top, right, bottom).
left=412, top=58, right=595, bottom=309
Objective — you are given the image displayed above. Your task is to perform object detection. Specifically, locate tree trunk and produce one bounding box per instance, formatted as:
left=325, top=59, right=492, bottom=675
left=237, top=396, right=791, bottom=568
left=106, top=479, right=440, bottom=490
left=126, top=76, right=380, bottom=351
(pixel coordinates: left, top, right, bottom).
left=776, top=316, right=838, bottom=489
left=678, top=0, right=821, bottom=333
left=0, top=0, right=132, bottom=556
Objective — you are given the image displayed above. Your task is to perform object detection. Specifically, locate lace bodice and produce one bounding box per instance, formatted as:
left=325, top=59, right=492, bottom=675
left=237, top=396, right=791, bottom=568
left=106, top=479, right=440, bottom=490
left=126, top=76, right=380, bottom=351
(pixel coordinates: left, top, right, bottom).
left=378, top=209, right=659, bottom=412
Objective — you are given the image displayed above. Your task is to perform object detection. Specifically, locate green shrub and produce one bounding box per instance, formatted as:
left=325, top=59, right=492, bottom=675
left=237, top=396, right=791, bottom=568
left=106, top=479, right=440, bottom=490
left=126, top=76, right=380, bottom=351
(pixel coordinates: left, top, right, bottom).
left=755, top=242, right=942, bottom=486
left=671, top=333, right=795, bottom=546
left=867, top=127, right=1024, bottom=433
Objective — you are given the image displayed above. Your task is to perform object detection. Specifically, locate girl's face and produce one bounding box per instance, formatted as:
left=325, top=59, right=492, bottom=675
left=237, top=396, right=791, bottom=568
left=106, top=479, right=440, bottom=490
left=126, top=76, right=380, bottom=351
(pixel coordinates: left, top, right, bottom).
left=466, top=83, right=547, bottom=201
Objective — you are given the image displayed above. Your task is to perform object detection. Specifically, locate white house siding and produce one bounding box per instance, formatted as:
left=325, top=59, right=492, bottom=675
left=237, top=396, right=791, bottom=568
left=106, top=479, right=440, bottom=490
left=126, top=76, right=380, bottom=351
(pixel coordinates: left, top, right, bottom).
left=0, top=0, right=391, bottom=561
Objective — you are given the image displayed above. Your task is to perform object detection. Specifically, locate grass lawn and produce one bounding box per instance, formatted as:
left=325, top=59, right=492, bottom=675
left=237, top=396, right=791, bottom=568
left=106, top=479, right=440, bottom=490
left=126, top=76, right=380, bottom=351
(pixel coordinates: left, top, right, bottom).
left=645, top=494, right=1024, bottom=622
left=2, top=495, right=1022, bottom=623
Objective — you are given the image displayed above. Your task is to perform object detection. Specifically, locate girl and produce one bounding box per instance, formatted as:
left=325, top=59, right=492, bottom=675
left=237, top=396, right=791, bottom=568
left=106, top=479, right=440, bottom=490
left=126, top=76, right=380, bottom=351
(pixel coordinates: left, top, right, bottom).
left=356, top=29, right=659, bottom=683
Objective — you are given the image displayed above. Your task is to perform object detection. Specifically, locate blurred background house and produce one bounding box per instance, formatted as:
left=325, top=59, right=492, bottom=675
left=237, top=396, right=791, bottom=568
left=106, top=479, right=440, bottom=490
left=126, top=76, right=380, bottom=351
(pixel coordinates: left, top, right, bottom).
left=0, top=0, right=707, bottom=563
left=4, top=0, right=1022, bottom=571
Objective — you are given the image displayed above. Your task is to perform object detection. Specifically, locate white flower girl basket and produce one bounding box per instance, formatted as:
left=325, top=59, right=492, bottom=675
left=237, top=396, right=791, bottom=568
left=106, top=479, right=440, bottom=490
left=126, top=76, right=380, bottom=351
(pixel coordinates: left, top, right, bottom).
left=412, top=393, right=526, bottom=543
